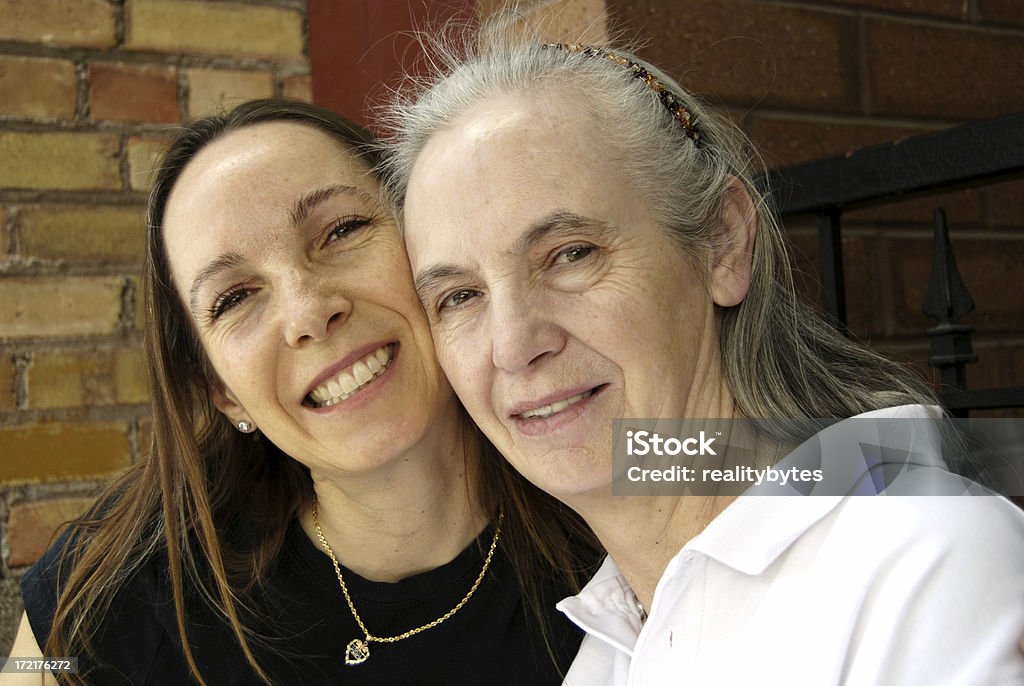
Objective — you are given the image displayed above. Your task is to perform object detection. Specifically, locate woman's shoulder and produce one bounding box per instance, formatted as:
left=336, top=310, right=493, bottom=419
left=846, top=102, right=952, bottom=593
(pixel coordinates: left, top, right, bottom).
left=822, top=489, right=1024, bottom=586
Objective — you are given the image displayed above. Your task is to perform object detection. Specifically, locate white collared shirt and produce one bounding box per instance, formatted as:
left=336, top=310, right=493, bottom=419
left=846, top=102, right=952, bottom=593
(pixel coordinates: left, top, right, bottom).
left=559, top=407, right=1024, bottom=685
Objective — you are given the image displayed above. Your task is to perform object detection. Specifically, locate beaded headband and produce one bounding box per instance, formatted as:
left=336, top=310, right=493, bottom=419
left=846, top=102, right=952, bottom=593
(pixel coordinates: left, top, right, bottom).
left=542, top=43, right=701, bottom=145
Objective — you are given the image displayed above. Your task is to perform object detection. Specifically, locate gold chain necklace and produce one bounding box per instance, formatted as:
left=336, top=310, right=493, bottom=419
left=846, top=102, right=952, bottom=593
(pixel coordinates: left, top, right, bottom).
left=311, top=495, right=503, bottom=666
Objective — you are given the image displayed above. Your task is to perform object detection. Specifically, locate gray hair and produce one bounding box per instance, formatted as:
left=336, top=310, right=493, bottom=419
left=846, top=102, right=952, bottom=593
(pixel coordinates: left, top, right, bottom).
left=381, top=11, right=935, bottom=421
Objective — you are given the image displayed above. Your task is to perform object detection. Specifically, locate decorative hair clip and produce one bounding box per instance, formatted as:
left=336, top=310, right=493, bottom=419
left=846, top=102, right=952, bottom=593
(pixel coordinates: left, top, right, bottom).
left=543, top=43, right=701, bottom=146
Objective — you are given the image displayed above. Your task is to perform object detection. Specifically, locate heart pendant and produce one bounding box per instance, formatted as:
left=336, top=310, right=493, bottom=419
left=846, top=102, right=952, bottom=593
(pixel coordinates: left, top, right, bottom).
left=345, top=638, right=370, bottom=665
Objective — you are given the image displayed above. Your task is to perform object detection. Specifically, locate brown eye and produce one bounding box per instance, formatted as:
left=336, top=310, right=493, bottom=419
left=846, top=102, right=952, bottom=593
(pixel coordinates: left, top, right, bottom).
left=553, top=244, right=594, bottom=264
left=323, top=216, right=372, bottom=246
left=210, top=287, right=251, bottom=320
left=439, top=289, right=480, bottom=312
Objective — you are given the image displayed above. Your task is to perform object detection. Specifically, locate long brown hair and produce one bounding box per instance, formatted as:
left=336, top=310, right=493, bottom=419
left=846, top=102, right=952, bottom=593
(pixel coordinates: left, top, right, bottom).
left=45, top=98, right=598, bottom=685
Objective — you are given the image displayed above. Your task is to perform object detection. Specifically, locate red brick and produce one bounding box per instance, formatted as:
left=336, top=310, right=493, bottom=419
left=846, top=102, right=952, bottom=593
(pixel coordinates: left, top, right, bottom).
left=282, top=74, right=313, bottom=102
left=7, top=496, right=97, bottom=567
left=964, top=342, right=1014, bottom=391
left=749, top=116, right=929, bottom=168
left=611, top=0, right=858, bottom=111
left=782, top=223, right=822, bottom=310
left=866, top=19, right=1024, bottom=120
left=90, top=63, right=179, bottom=124
left=888, top=234, right=1024, bottom=336
left=977, top=0, right=1024, bottom=27
left=873, top=342, right=933, bottom=387
left=840, top=231, right=886, bottom=339
left=844, top=189, right=985, bottom=227
left=782, top=228, right=885, bottom=339
left=814, top=0, right=965, bottom=19
left=0, top=422, right=131, bottom=486
left=987, top=178, right=1024, bottom=229
left=0, top=56, right=77, bottom=120
left=0, top=0, right=115, bottom=48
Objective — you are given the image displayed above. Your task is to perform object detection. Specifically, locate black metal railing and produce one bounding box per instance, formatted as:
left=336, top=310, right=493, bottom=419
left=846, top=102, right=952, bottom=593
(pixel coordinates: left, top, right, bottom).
left=767, top=112, right=1024, bottom=415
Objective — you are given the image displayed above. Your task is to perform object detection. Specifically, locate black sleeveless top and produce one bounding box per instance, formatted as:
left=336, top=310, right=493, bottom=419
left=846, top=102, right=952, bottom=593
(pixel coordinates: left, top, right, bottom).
left=22, top=520, right=583, bottom=684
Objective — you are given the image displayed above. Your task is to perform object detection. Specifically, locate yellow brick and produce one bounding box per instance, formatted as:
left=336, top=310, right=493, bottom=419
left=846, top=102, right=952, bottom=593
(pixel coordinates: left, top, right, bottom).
left=115, top=346, right=149, bottom=405
left=29, top=348, right=113, bottom=408
left=0, top=206, right=8, bottom=259
left=126, top=0, right=304, bottom=60
left=187, top=68, right=274, bottom=119
left=0, top=277, right=123, bottom=339
left=0, top=0, right=116, bottom=48
left=19, top=205, right=145, bottom=263
left=28, top=346, right=148, bottom=409
left=7, top=496, right=98, bottom=567
left=479, top=0, right=609, bottom=43
left=0, top=56, right=77, bottom=119
left=0, top=352, right=15, bottom=412
left=282, top=74, right=312, bottom=102
left=0, top=422, right=130, bottom=485
left=138, top=415, right=152, bottom=458
left=0, top=132, right=120, bottom=191
left=131, top=276, right=147, bottom=332
left=127, top=136, right=168, bottom=192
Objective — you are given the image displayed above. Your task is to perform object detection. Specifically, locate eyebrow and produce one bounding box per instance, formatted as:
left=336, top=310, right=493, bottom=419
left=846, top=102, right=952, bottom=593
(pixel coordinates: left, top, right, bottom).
left=509, top=210, right=615, bottom=256
left=289, top=184, right=375, bottom=226
left=412, top=209, right=614, bottom=301
left=413, top=264, right=475, bottom=304
left=188, top=251, right=245, bottom=313
left=187, top=184, right=377, bottom=313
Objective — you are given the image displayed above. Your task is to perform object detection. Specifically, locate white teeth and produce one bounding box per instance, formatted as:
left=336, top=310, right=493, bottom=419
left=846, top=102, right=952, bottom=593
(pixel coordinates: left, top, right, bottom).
left=307, top=345, right=394, bottom=407
left=339, top=374, right=358, bottom=394
left=521, top=390, right=594, bottom=419
left=352, top=360, right=372, bottom=385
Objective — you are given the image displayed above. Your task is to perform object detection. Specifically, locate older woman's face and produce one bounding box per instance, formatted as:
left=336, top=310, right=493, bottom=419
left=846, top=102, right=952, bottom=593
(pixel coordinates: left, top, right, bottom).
left=403, top=95, right=726, bottom=498
left=163, top=122, right=454, bottom=475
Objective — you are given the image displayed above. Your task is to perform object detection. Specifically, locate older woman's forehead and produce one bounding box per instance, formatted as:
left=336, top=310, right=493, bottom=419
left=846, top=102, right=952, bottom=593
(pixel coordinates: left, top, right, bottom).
left=402, top=103, right=657, bottom=289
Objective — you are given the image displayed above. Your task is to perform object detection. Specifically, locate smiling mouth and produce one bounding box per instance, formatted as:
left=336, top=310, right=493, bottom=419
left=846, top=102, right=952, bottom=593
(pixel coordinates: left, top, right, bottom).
left=517, top=385, right=605, bottom=419
left=305, top=344, right=395, bottom=408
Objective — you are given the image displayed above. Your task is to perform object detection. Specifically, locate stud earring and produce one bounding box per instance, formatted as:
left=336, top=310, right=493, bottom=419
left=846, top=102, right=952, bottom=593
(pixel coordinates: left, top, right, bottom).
left=237, top=420, right=252, bottom=433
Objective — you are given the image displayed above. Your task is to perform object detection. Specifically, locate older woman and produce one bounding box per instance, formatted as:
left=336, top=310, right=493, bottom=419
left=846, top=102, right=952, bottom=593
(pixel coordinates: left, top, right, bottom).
left=6, top=100, right=596, bottom=686
left=384, top=20, right=1024, bottom=686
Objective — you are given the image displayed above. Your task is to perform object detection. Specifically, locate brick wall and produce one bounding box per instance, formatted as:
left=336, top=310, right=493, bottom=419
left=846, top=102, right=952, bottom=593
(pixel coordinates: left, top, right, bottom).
left=1, top=0, right=1020, bottom=660
left=610, top=0, right=1024, bottom=406
left=0, top=0, right=311, bottom=654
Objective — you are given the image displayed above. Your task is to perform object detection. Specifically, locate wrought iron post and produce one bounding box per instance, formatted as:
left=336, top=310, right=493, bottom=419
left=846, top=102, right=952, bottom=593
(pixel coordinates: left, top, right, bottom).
left=922, top=209, right=977, bottom=416
left=818, top=210, right=848, bottom=335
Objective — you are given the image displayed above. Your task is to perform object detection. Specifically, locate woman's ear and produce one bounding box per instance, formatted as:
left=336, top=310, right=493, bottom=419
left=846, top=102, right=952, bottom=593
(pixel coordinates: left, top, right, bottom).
left=710, top=177, right=758, bottom=308
left=209, top=377, right=248, bottom=428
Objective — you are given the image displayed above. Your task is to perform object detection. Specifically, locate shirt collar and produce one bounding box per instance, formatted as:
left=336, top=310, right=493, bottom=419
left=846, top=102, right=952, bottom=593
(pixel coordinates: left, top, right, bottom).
left=559, top=404, right=944, bottom=644
left=557, top=556, right=642, bottom=656
left=682, top=404, right=944, bottom=574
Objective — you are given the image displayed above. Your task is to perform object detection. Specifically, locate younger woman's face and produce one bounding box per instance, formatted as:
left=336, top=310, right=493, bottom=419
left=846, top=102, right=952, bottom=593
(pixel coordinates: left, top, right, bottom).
left=163, top=122, right=455, bottom=476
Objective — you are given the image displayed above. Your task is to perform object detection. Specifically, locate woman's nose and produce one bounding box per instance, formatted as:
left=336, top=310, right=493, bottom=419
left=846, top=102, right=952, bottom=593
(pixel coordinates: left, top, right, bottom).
left=489, top=293, right=566, bottom=373
left=282, top=273, right=352, bottom=347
